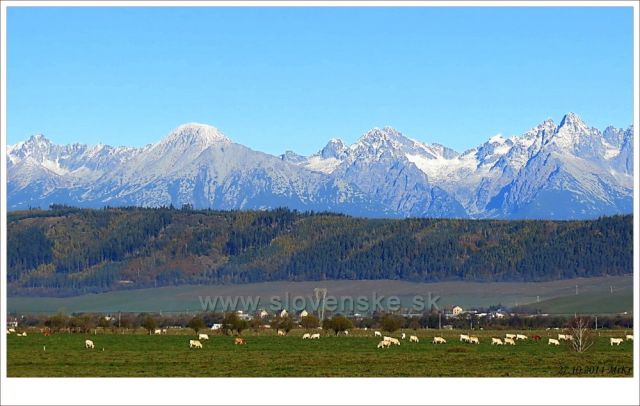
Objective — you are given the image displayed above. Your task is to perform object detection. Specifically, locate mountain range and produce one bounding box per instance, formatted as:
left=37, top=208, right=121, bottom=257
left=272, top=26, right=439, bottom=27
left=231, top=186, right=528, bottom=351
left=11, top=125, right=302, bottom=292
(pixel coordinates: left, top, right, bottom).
left=7, top=113, right=634, bottom=219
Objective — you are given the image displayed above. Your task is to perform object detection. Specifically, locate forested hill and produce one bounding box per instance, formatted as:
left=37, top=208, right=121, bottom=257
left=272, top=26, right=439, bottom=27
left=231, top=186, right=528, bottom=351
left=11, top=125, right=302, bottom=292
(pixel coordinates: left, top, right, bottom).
left=7, top=206, right=633, bottom=296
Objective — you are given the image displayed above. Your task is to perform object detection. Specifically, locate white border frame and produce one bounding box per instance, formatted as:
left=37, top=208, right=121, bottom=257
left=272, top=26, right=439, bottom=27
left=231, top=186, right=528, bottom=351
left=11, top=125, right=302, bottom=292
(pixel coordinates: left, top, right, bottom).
left=1, top=1, right=638, bottom=405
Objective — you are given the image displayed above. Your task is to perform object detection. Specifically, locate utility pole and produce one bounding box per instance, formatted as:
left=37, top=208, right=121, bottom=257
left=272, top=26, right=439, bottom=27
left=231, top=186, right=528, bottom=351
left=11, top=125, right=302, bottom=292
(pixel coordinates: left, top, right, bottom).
left=595, top=316, right=598, bottom=331
left=575, top=285, right=578, bottom=295
left=438, top=312, right=442, bottom=330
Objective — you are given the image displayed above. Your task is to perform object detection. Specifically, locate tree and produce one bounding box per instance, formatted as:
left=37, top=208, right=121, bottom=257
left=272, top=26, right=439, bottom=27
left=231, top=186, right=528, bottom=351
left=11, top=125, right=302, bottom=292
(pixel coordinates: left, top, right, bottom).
left=188, top=316, right=205, bottom=334
left=300, top=314, right=320, bottom=330
left=45, top=313, right=68, bottom=332
left=142, top=315, right=156, bottom=335
left=278, top=317, right=295, bottom=334
left=568, top=316, right=595, bottom=353
left=222, top=312, right=248, bottom=335
left=328, top=315, right=352, bottom=335
left=381, top=314, right=404, bottom=333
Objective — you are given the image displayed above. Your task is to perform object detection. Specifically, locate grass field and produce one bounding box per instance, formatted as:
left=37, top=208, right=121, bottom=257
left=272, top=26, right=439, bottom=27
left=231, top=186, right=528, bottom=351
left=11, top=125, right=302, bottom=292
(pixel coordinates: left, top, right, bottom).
left=7, top=275, right=634, bottom=315
left=7, top=328, right=633, bottom=377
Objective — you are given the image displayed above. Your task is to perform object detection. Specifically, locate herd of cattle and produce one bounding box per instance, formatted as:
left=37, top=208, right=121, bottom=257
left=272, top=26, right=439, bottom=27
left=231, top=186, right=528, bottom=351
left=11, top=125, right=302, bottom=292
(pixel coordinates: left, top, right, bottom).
left=7, top=327, right=634, bottom=350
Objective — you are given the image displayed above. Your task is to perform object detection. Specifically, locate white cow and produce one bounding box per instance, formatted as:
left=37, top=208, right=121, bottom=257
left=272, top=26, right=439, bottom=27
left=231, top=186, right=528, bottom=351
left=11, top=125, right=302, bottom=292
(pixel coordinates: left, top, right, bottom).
left=558, top=334, right=568, bottom=341
left=548, top=338, right=560, bottom=346
left=459, top=334, right=470, bottom=343
left=198, top=333, right=209, bottom=341
left=343, top=330, right=349, bottom=336
left=610, top=338, right=623, bottom=346
left=161, top=328, right=167, bottom=334
left=504, top=337, right=516, bottom=345
left=625, top=335, right=633, bottom=341
left=383, top=336, right=400, bottom=346
left=432, top=336, right=446, bottom=344
left=154, top=329, right=162, bottom=335
left=310, top=333, right=320, bottom=340
left=409, top=335, right=419, bottom=343
left=302, top=333, right=311, bottom=340
left=189, top=339, right=203, bottom=349
left=401, top=333, right=406, bottom=340
left=491, top=337, right=503, bottom=345
left=85, top=339, right=95, bottom=349
left=469, top=336, right=479, bottom=344
left=516, top=334, right=528, bottom=340
left=8, top=328, right=16, bottom=333
left=377, top=340, right=390, bottom=349
left=374, top=331, right=382, bottom=337
left=277, top=330, right=286, bottom=336
left=505, top=333, right=516, bottom=339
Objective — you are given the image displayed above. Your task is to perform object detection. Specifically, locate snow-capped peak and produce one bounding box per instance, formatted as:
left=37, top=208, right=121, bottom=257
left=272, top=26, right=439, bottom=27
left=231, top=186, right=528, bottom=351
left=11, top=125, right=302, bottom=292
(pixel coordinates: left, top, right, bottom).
left=320, top=138, right=348, bottom=159
left=158, top=123, right=230, bottom=148
left=558, top=112, right=588, bottom=133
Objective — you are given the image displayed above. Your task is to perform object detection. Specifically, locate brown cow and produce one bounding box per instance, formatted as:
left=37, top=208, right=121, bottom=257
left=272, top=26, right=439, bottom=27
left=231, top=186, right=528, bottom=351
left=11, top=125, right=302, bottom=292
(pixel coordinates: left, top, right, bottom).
left=234, top=337, right=246, bottom=345
left=532, top=335, right=542, bottom=341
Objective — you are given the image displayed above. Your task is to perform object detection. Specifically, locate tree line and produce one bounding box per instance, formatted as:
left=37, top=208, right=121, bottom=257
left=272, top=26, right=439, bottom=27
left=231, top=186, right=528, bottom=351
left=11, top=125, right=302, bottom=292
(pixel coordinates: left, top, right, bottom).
left=7, top=206, right=633, bottom=296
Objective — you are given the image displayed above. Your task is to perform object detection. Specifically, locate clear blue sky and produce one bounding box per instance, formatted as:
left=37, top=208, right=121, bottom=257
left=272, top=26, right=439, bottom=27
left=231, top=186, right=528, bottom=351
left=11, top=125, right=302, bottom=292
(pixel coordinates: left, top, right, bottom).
left=6, top=6, right=634, bottom=155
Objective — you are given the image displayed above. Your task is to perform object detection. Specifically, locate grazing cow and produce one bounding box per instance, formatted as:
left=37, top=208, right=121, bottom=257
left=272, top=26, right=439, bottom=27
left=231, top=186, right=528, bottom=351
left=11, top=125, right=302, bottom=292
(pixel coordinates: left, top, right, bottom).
left=161, top=328, right=167, bottom=334
left=277, top=330, right=286, bottom=336
left=505, top=333, right=516, bottom=339
left=198, top=333, right=209, bottom=341
left=504, top=337, right=516, bottom=345
left=610, top=338, right=623, bottom=346
left=384, top=337, right=401, bottom=346
left=516, top=334, right=528, bottom=340
left=344, top=330, right=349, bottom=336
left=469, top=336, right=479, bottom=344
left=432, top=336, right=446, bottom=344
left=532, top=335, right=542, bottom=341
left=401, top=333, right=406, bottom=340
left=8, top=328, right=16, bottom=333
left=310, top=333, right=320, bottom=340
left=409, top=335, right=419, bottom=343
left=234, top=337, right=246, bottom=345
left=43, top=331, right=50, bottom=337
left=548, top=338, right=560, bottom=346
left=85, top=339, right=95, bottom=349
left=625, top=335, right=633, bottom=341
left=377, top=340, right=391, bottom=349
left=189, top=340, right=203, bottom=349
left=558, top=334, right=568, bottom=341
left=374, top=331, right=382, bottom=337
left=566, top=335, right=574, bottom=341
left=154, top=329, right=162, bottom=335
left=459, top=334, right=470, bottom=343
left=302, top=333, right=311, bottom=339
left=491, top=338, right=503, bottom=345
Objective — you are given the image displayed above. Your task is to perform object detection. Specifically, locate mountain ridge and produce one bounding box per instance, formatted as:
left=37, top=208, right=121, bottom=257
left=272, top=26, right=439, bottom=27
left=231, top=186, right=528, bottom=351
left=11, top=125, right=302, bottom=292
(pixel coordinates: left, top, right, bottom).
left=7, top=113, right=634, bottom=219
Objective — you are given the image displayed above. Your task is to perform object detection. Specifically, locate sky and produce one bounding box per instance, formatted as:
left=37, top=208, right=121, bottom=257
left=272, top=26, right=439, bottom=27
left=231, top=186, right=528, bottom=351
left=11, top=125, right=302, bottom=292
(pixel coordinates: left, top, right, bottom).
left=6, top=6, right=634, bottom=155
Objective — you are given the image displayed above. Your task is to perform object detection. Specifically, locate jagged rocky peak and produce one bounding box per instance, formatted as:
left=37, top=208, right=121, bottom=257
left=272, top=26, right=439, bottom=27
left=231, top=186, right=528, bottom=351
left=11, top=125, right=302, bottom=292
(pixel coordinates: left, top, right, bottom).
left=320, top=138, right=348, bottom=159
left=558, top=112, right=589, bottom=132
left=280, top=150, right=306, bottom=163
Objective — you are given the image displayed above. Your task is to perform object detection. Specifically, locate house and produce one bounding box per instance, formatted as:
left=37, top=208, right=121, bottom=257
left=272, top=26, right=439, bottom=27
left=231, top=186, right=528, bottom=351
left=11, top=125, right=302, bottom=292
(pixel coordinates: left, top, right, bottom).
left=299, top=310, right=309, bottom=318
left=452, top=306, right=464, bottom=316
left=210, top=323, right=223, bottom=330
left=257, top=309, right=269, bottom=319
left=279, top=309, right=288, bottom=318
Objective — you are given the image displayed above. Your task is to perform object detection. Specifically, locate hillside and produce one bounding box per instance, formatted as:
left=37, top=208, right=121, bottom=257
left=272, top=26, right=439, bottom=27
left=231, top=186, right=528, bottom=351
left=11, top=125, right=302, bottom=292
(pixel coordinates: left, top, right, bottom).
left=7, top=206, right=633, bottom=296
